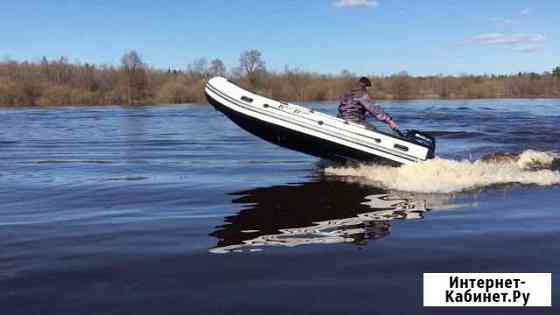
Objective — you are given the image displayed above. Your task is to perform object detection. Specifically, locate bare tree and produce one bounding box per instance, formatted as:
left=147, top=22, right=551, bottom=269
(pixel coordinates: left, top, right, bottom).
left=188, top=58, right=208, bottom=79
left=121, top=50, right=144, bottom=70
left=121, top=50, right=147, bottom=105
left=553, top=66, right=560, bottom=78
left=40, top=56, right=50, bottom=81
left=285, top=66, right=310, bottom=102
left=208, top=59, right=226, bottom=77
left=340, top=69, right=354, bottom=79
left=391, top=71, right=413, bottom=100
left=239, top=49, right=266, bottom=86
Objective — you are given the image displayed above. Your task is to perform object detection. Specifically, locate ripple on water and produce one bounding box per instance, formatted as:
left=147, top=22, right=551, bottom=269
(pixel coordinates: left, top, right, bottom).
left=105, top=176, right=148, bottom=181
left=34, top=160, right=114, bottom=164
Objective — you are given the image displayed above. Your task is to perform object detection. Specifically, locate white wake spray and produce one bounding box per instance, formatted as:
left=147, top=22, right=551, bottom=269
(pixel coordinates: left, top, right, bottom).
left=324, top=150, right=560, bottom=193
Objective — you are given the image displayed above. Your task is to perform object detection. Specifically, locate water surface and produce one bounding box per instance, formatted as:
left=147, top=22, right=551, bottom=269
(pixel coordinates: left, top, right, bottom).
left=1, top=99, right=559, bottom=314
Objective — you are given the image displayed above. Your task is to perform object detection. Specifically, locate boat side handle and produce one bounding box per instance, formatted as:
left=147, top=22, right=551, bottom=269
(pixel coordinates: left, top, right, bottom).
left=393, top=144, right=409, bottom=152
left=241, top=96, right=253, bottom=103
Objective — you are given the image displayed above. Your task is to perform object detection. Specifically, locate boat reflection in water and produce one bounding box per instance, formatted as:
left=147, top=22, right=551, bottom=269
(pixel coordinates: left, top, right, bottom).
left=210, top=180, right=454, bottom=254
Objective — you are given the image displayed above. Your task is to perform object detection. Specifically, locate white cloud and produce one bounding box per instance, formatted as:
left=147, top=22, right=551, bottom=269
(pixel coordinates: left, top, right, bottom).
left=512, top=45, right=538, bottom=53
left=465, top=33, right=544, bottom=53
left=333, top=0, right=379, bottom=8
left=520, top=8, right=530, bottom=16
left=466, top=33, right=545, bottom=45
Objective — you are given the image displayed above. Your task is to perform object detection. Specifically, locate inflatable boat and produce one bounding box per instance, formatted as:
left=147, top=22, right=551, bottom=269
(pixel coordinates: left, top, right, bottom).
left=205, top=77, right=435, bottom=166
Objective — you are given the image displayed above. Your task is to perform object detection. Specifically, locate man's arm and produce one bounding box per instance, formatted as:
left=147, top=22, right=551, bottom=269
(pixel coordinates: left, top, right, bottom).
left=359, top=95, right=399, bottom=129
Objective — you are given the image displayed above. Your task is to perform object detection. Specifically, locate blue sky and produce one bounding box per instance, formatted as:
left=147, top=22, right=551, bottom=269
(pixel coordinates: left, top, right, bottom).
left=1, top=0, right=558, bottom=75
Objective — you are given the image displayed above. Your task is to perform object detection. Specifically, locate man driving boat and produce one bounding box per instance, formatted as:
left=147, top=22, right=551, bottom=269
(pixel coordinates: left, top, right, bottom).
left=338, top=77, right=399, bottom=131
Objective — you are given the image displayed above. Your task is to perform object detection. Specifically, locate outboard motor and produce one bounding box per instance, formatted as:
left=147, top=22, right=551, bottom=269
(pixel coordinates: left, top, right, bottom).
left=405, top=130, right=436, bottom=159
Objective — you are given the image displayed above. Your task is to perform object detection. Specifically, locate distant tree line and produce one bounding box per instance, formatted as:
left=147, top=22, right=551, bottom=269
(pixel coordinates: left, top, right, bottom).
left=1, top=49, right=560, bottom=106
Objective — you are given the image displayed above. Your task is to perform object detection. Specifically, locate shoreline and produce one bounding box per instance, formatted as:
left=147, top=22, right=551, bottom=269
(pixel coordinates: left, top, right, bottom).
left=2, top=97, right=560, bottom=108
left=2, top=52, right=559, bottom=107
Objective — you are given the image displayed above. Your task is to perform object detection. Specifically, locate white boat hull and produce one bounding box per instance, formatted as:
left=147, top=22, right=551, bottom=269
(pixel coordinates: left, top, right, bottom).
left=205, top=77, right=435, bottom=165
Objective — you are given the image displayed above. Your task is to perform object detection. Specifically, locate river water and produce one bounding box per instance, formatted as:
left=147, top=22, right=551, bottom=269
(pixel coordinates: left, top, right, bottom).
left=1, top=100, right=559, bottom=314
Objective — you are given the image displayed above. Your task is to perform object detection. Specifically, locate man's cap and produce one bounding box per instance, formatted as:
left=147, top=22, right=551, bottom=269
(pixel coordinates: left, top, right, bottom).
left=359, top=77, right=372, bottom=87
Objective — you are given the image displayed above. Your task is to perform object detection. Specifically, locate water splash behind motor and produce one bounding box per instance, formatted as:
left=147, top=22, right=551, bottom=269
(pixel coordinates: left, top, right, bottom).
left=324, top=150, right=560, bottom=193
